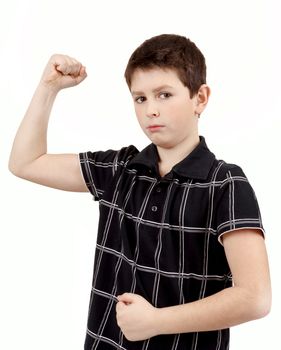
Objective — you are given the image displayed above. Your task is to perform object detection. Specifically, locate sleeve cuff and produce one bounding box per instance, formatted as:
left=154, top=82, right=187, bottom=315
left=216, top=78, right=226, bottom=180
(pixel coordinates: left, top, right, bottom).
left=218, top=226, right=266, bottom=246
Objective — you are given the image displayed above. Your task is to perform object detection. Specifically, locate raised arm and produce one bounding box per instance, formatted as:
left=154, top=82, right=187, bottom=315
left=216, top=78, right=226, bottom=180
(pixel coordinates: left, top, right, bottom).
left=8, top=54, right=89, bottom=192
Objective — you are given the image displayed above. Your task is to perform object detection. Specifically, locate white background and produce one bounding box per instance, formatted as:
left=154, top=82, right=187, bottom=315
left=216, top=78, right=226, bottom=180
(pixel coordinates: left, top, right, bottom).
left=1, top=0, right=280, bottom=349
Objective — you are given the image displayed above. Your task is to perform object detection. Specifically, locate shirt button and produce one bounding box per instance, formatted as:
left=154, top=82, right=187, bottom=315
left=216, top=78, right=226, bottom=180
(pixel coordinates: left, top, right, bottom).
left=151, top=206, right=158, bottom=212
left=156, top=187, right=161, bottom=192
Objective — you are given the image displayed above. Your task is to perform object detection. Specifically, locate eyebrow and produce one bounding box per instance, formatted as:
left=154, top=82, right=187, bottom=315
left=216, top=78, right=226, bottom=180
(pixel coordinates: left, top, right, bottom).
left=131, top=84, right=174, bottom=96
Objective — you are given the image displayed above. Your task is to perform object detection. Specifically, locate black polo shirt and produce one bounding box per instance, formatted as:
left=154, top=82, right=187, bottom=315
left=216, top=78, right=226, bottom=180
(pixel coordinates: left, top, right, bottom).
left=78, top=135, right=265, bottom=350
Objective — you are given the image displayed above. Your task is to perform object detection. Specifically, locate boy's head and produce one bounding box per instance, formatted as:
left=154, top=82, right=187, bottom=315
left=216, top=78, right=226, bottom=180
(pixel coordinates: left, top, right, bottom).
left=124, top=33, right=206, bottom=99
left=124, top=33, right=210, bottom=152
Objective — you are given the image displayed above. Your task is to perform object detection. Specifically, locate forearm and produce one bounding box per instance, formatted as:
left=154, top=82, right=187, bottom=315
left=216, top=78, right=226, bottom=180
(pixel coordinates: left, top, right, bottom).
left=156, top=286, right=269, bottom=335
left=8, top=83, right=58, bottom=173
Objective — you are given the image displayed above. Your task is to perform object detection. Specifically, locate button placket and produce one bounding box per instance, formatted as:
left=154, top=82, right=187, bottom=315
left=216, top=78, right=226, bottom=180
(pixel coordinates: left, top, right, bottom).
left=150, top=181, right=166, bottom=214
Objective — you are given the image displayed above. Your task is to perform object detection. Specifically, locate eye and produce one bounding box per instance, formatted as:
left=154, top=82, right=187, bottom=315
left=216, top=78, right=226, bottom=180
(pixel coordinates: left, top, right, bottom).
left=134, top=92, right=171, bottom=104
left=135, top=96, right=145, bottom=104
left=159, top=92, right=171, bottom=99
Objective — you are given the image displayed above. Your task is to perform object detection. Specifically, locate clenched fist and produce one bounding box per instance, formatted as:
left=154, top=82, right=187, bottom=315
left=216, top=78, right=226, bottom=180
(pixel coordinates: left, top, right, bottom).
left=39, top=54, right=87, bottom=93
left=116, top=293, right=160, bottom=341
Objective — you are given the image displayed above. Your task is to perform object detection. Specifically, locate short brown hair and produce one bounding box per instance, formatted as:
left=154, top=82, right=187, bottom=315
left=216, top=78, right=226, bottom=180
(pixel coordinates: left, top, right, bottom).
left=124, top=33, right=206, bottom=98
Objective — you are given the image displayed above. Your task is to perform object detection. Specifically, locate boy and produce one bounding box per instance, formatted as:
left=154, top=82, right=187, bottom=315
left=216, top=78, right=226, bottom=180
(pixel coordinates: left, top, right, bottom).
left=8, top=34, right=271, bottom=350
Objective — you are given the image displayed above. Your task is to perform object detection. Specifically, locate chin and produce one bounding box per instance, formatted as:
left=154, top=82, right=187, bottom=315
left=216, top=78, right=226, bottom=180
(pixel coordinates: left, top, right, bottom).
left=152, top=139, right=175, bottom=149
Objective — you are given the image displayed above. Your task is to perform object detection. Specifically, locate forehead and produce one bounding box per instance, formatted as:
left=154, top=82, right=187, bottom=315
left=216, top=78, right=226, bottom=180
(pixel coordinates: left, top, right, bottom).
left=130, top=67, right=184, bottom=95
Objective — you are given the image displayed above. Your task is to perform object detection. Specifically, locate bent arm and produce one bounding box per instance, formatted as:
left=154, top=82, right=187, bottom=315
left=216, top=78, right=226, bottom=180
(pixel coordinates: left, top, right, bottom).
left=8, top=84, right=57, bottom=173
left=155, top=229, right=271, bottom=334
left=8, top=55, right=89, bottom=192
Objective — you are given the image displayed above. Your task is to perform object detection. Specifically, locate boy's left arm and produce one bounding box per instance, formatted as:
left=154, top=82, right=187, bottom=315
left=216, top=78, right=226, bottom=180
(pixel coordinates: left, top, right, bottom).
left=116, top=228, right=271, bottom=341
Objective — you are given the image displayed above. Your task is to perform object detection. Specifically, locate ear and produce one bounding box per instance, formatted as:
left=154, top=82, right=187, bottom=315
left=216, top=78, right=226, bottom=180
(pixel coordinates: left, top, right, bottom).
left=194, top=84, right=211, bottom=115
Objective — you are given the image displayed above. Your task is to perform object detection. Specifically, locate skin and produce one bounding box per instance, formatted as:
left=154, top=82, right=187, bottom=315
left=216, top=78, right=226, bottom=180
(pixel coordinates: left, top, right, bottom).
left=129, top=67, right=210, bottom=176
left=7, top=53, right=271, bottom=343
left=115, top=67, right=271, bottom=342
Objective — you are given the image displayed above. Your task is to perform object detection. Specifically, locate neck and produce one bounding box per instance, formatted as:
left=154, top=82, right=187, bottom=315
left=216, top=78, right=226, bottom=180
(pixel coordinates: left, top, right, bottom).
left=156, top=134, right=200, bottom=169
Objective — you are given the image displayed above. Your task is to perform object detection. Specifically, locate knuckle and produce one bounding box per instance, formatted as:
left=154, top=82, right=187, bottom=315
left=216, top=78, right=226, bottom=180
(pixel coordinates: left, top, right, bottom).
left=50, top=53, right=59, bottom=60
left=126, top=334, right=134, bottom=341
left=52, top=54, right=65, bottom=63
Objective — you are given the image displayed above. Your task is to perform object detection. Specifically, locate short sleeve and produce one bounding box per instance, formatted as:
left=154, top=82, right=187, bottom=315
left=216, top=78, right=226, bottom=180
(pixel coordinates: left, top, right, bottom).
left=215, top=163, right=265, bottom=245
left=78, top=145, right=138, bottom=201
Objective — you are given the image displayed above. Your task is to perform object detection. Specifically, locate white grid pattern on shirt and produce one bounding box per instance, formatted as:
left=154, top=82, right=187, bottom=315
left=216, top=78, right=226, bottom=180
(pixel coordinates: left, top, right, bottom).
left=78, top=143, right=264, bottom=350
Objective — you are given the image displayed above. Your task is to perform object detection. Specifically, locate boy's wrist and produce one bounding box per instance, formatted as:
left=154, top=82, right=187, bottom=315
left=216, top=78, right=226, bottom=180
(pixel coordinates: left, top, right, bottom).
left=154, top=306, right=172, bottom=336
left=154, top=304, right=190, bottom=335
left=37, top=81, right=60, bottom=96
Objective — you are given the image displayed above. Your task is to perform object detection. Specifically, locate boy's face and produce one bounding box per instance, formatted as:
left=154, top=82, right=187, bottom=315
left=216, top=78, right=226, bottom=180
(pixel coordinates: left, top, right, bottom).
left=130, top=67, right=204, bottom=150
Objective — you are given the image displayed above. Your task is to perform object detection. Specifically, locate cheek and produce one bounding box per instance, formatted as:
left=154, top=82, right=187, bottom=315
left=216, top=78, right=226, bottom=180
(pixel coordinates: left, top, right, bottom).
left=135, top=112, right=146, bottom=129
left=170, top=101, right=193, bottom=120
left=134, top=106, right=141, bottom=120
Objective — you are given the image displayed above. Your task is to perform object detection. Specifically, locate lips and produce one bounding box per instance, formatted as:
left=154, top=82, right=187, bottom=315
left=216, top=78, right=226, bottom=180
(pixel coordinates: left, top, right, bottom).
left=147, top=125, right=164, bottom=129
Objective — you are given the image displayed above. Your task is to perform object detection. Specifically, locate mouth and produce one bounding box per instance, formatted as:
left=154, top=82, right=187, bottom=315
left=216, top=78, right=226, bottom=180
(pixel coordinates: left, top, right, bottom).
left=147, top=125, right=164, bottom=130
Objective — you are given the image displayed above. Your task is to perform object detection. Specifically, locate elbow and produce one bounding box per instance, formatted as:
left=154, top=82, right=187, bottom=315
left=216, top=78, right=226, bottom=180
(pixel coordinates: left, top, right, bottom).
left=8, top=161, right=18, bottom=175
left=255, top=295, right=271, bottom=319
left=248, top=290, right=272, bottom=320
left=8, top=160, right=21, bottom=177
left=8, top=161, right=26, bottom=179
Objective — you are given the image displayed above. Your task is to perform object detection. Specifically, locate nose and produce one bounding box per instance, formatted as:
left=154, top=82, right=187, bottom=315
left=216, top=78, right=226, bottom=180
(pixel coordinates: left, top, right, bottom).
left=146, top=104, right=160, bottom=118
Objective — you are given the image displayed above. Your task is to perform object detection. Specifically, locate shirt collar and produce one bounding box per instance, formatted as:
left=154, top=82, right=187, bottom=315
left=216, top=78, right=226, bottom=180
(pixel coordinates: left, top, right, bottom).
left=127, top=135, right=216, bottom=180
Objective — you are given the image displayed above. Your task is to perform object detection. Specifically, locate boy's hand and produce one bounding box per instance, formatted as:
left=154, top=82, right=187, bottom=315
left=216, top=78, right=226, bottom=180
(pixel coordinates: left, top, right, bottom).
left=116, top=293, right=159, bottom=341
left=39, top=54, right=87, bottom=93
